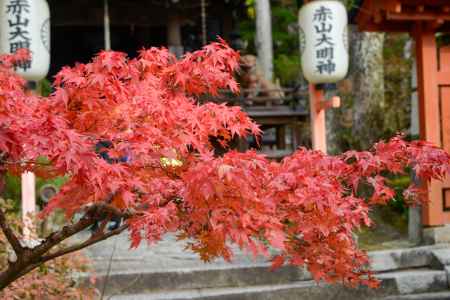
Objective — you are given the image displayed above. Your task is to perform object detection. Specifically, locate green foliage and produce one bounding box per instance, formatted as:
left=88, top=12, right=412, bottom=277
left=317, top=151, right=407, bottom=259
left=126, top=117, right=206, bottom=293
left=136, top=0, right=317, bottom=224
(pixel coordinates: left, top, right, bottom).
left=239, top=0, right=301, bottom=85
left=437, top=33, right=450, bottom=47
left=386, top=175, right=411, bottom=216
left=383, top=33, right=412, bottom=139
left=272, top=3, right=301, bottom=84
left=38, top=78, right=52, bottom=97
left=2, top=173, right=68, bottom=211
left=274, top=54, right=301, bottom=85
left=3, top=174, right=20, bottom=207
left=245, top=0, right=255, bottom=18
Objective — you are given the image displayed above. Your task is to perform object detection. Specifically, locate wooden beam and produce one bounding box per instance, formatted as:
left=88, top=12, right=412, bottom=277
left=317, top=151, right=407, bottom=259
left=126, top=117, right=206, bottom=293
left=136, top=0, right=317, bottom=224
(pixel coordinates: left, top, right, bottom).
left=437, top=71, right=450, bottom=85
left=355, top=0, right=450, bottom=31
left=367, top=0, right=402, bottom=14
left=427, top=19, right=445, bottom=31
left=374, top=11, right=383, bottom=24
left=437, top=46, right=450, bottom=84
left=317, top=96, right=340, bottom=111
left=384, top=0, right=402, bottom=13
left=399, top=0, right=450, bottom=5
left=356, top=0, right=375, bottom=29
left=386, top=12, right=450, bottom=21
left=358, top=20, right=412, bottom=33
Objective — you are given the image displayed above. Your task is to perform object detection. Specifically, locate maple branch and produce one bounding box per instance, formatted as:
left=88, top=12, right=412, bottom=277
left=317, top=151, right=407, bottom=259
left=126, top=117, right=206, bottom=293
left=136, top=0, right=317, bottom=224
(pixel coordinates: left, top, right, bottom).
left=3, top=222, right=126, bottom=293
left=34, top=203, right=133, bottom=255
left=41, top=224, right=128, bottom=263
left=0, top=214, right=96, bottom=290
left=0, top=203, right=132, bottom=290
left=0, top=208, right=23, bottom=256
left=93, top=218, right=110, bottom=237
left=33, top=207, right=100, bottom=256
left=0, top=159, right=51, bottom=166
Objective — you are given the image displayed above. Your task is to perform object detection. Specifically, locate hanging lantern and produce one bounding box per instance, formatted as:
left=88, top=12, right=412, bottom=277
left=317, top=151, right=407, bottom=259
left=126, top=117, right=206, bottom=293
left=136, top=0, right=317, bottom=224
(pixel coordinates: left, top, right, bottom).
left=0, top=0, right=50, bottom=81
left=299, top=0, right=348, bottom=84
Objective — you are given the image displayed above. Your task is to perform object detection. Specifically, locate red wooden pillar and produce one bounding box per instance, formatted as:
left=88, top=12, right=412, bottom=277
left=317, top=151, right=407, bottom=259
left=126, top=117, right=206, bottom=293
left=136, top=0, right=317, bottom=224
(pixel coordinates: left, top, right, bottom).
left=309, top=85, right=341, bottom=153
left=414, top=25, right=450, bottom=226
left=309, top=85, right=327, bottom=153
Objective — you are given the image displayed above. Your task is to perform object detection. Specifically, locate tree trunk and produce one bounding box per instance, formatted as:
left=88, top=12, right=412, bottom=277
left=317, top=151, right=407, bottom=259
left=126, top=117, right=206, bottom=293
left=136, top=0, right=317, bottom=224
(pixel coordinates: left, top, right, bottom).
left=350, top=27, right=385, bottom=150
left=255, top=0, right=274, bottom=81
left=327, top=25, right=385, bottom=152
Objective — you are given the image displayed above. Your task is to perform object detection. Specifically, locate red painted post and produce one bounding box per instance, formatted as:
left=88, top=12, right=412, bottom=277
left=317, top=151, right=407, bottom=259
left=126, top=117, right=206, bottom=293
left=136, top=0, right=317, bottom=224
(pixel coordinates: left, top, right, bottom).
left=309, top=84, right=341, bottom=153
left=309, top=84, right=327, bottom=153
left=414, top=25, right=450, bottom=226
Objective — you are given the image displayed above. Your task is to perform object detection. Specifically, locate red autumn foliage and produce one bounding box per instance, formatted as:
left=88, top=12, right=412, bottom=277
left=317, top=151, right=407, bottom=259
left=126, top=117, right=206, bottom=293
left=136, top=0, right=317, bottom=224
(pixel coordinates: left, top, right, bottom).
left=0, top=40, right=449, bottom=288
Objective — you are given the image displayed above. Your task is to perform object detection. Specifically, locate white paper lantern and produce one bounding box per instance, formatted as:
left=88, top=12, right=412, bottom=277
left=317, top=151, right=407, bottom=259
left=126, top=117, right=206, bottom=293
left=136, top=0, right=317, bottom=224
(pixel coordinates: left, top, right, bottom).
left=0, top=0, right=50, bottom=81
left=299, top=0, right=348, bottom=84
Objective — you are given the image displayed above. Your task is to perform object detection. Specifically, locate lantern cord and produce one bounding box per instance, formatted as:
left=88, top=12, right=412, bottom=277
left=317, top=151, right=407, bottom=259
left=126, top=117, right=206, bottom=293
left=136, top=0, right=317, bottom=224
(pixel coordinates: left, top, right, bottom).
left=201, top=0, right=207, bottom=46
left=104, top=0, right=111, bottom=51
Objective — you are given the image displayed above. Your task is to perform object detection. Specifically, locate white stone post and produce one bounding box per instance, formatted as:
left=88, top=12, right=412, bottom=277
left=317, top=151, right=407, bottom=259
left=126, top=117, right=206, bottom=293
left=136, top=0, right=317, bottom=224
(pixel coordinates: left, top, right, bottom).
left=255, top=0, right=274, bottom=81
left=21, top=171, right=36, bottom=239
left=104, top=0, right=111, bottom=51
left=167, top=14, right=183, bottom=58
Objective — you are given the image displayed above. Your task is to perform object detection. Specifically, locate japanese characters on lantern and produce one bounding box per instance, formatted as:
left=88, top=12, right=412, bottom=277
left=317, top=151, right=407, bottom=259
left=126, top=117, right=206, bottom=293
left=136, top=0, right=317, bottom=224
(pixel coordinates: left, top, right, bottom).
left=7, top=0, right=31, bottom=71
left=299, top=1, right=348, bottom=84
left=0, top=0, right=50, bottom=81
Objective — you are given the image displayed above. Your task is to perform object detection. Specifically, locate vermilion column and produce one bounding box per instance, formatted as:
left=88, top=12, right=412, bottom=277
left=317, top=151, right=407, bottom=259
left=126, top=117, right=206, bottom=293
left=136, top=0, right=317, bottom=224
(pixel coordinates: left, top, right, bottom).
left=309, top=84, right=341, bottom=153
left=414, top=26, right=450, bottom=226
left=309, top=84, right=327, bottom=153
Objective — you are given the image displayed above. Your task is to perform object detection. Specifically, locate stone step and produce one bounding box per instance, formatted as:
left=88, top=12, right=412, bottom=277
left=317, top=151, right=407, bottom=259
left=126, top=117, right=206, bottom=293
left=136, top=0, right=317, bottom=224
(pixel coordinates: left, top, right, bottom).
left=377, top=269, right=448, bottom=295
left=95, top=269, right=448, bottom=299
left=91, top=264, right=311, bottom=296
left=85, top=245, right=448, bottom=296
left=88, top=243, right=445, bottom=274
left=382, top=291, right=450, bottom=300
left=81, top=233, right=450, bottom=299
left=106, top=280, right=397, bottom=300
left=258, top=149, right=293, bottom=160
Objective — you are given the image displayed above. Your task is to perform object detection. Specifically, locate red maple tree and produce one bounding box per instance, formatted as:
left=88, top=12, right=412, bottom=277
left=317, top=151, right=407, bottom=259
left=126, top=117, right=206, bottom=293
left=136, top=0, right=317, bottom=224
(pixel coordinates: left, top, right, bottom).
left=0, top=40, right=449, bottom=289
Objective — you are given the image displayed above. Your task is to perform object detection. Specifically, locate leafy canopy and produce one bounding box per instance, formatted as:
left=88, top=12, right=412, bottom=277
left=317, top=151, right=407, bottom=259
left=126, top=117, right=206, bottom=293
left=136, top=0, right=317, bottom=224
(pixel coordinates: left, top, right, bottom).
left=0, top=41, right=449, bottom=288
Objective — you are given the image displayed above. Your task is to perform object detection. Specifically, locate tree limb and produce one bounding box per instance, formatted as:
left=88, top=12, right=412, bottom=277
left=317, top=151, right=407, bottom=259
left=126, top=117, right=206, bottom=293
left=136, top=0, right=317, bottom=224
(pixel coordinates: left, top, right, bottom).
left=32, top=210, right=97, bottom=257
left=33, top=202, right=130, bottom=256
left=0, top=204, right=127, bottom=290
left=41, top=223, right=128, bottom=263
left=0, top=224, right=128, bottom=290
left=0, top=201, right=154, bottom=290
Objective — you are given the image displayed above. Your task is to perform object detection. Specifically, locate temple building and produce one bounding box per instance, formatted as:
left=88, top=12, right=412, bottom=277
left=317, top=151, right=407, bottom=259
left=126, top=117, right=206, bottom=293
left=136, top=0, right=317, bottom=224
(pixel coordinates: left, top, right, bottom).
left=48, top=0, right=245, bottom=77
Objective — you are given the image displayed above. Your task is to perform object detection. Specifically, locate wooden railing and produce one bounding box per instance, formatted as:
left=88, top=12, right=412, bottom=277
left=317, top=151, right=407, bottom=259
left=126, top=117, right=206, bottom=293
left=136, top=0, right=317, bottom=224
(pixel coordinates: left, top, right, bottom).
left=203, top=87, right=311, bottom=160
left=203, top=87, right=309, bottom=110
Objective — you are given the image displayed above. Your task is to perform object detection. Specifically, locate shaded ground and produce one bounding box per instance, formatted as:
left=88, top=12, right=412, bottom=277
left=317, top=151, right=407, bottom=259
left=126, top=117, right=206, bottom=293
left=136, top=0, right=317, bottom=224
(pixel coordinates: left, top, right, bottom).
left=358, top=206, right=409, bottom=251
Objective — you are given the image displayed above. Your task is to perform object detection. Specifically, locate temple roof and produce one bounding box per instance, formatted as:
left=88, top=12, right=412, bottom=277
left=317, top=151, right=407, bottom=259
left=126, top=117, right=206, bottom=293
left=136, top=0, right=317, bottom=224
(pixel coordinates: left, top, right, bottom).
left=355, top=0, right=450, bottom=33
